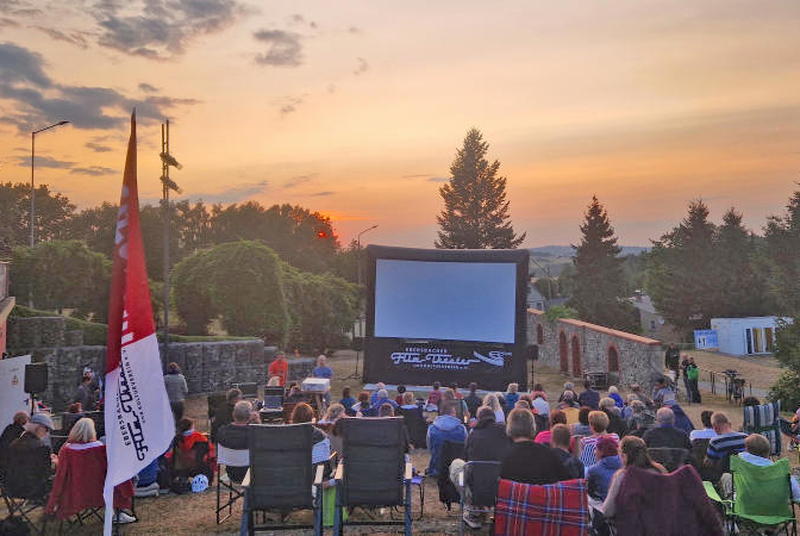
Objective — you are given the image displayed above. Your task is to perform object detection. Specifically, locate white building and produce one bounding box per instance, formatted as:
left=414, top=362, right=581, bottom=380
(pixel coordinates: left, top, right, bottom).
left=709, top=316, right=791, bottom=356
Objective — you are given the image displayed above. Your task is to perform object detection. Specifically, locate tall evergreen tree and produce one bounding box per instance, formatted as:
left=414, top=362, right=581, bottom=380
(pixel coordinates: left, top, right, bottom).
left=714, top=207, right=771, bottom=317
left=648, top=199, right=718, bottom=336
left=436, top=128, right=525, bottom=249
left=570, top=196, right=637, bottom=330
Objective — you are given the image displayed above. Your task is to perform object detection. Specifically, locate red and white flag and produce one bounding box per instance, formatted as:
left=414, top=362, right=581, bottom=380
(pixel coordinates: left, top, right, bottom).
left=103, top=112, right=174, bottom=535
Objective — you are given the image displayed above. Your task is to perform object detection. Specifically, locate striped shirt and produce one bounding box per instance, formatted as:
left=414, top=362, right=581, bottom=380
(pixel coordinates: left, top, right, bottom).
left=580, top=433, right=620, bottom=467
left=706, top=431, right=747, bottom=470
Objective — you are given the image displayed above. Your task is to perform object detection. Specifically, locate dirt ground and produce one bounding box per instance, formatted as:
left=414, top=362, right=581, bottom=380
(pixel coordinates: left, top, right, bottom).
left=6, top=350, right=797, bottom=535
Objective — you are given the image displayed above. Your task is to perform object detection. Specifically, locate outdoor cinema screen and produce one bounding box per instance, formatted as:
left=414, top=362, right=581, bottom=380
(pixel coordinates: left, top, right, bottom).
left=373, top=259, right=517, bottom=343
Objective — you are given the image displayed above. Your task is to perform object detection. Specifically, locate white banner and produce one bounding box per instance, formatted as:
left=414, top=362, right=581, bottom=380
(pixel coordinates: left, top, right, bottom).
left=0, top=354, right=31, bottom=429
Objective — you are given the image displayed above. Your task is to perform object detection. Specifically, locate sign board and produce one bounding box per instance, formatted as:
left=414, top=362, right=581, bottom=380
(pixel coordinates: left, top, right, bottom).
left=0, top=354, right=31, bottom=429
left=694, top=329, right=718, bottom=350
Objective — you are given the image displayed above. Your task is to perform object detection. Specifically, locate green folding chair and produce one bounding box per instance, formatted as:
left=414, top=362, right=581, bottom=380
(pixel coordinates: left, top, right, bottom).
left=705, top=456, right=797, bottom=536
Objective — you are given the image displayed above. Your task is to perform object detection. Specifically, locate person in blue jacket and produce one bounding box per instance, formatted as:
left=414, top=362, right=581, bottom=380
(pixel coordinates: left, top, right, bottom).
left=426, top=400, right=468, bottom=476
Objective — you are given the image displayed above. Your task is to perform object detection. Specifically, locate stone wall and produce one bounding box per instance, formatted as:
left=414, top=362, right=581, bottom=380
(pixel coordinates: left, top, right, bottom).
left=6, top=315, right=312, bottom=409
left=528, top=309, right=664, bottom=390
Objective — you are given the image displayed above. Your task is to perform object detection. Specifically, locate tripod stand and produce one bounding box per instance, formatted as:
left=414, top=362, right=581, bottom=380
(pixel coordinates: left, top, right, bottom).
left=343, top=349, right=362, bottom=381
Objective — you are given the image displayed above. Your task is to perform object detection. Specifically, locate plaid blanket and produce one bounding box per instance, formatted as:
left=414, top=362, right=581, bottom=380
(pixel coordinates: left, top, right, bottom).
left=494, top=478, right=589, bottom=536
left=743, top=401, right=781, bottom=456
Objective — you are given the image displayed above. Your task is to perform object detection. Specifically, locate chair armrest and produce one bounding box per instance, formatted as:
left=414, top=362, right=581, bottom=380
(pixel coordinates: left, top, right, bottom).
left=314, top=464, right=325, bottom=486
left=335, top=463, right=344, bottom=482
left=404, top=462, right=413, bottom=482
left=242, top=469, right=251, bottom=488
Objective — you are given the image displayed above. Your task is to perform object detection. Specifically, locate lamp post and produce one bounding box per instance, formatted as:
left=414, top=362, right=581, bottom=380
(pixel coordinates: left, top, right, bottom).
left=356, top=224, right=378, bottom=286
left=30, top=120, right=70, bottom=247
left=159, top=120, right=183, bottom=358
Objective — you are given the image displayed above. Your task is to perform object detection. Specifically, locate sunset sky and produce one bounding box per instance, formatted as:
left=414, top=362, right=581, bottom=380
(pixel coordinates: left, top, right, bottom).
left=1, top=1, right=799, bottom=247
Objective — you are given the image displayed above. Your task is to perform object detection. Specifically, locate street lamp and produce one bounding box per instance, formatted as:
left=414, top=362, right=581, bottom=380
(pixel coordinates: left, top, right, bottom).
left=356, top=224, right=378, bottom=285
left=30, top=120, right=70, bottom=247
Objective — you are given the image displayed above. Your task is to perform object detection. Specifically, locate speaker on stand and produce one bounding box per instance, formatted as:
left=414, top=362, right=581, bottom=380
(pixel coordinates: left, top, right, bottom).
left=24, top=362, right=48, bottom=414
left=344, top=337, right=364, bottom=381
left=527, top=345, right=539, bottom=390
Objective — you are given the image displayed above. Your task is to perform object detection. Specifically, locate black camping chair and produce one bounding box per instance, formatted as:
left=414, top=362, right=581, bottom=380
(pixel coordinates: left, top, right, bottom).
left=398, top=405, right=428, bottom=449
left=438, top=440, right=466, bottom=510
left=241, top=423, right=323, bottom=535
left=1, top=443, right=52, bottom=536
left=458, top=460, right=502, bottom=536
left=215, top=443, right=249, bottom=525
left=647, top=447, right=693, bottom=473
left=334, top=417, right=413, bottom=536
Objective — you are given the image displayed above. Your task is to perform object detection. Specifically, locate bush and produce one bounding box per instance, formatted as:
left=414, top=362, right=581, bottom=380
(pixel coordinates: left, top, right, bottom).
left=171, top=249, right=217, bottom=335
left=545, top=305, right=579, bottom=323
left=768, top=370, right=800, bottom=412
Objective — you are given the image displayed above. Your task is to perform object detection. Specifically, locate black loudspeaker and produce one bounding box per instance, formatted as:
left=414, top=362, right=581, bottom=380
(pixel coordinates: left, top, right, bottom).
left=527, top=345, right=539, bottom=361
left=24, top=363, right=48, bottom=394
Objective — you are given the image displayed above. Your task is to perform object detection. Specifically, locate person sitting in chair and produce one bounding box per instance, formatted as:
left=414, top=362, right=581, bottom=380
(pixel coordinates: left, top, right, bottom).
left=643, top=407, right=691, bottom=450
left=290, top=403, right=330, bottom=464
left=217, top=401, right=253, bottom=483
left=0, top=411, right=28, bottom=482
left=211, top=388, right=242, bottom=443
left=166, top=417, right=215, bottom=481
left=6, top=413, right=57, bottom=500
left=499, top=408, right=570, bottom=485
left=550, top=424, right=584, bottom=479
left=731, top=434, right=800, bottom=500
left=426, top=401, right=468, bottom=476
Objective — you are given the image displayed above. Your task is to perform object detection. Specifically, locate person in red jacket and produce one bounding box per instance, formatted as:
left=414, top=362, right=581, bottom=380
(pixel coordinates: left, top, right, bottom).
left=45, top=418, right=134, bottom=522
left=166, top=417, right=215, bottom=480
left=268, top=351, right=289, bottom=387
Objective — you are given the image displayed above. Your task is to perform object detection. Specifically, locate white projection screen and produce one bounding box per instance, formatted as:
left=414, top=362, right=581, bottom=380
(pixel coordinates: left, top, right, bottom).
left=373, top=259, right=517, bottom=343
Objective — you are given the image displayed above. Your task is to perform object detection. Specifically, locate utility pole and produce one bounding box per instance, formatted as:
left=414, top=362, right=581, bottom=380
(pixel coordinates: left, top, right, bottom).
left=160, top=120, right=182, bottom=362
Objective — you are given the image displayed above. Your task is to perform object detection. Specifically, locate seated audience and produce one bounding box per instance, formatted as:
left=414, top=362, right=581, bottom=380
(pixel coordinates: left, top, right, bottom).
left=398, top=391, right=428, bottom=449
left=499, top=408, right=570, bottom=485
left=587, top=435, right=621, bottom=536
left=339, top=386, right=357, bottom=416
left=353, top=391, right=370, bottom=417
left=607, top=386, right=624, bottom=408
left=535, top=410, right=567, bottom=445
left=579, top=380, right=600, bottom=409
left=285, top=382, right=306, bottom=404
left=652, top=378, right=676, bottom=407
left=211, top=387, right=242, bottom=442
left=505, top=383, right=520, bottom=408
left=620, top=394, right=638, bottom=420
left=427, top=381, right=443, bottom=408
left=216, top=400, right=252, bottom=484
left=706, top=411, right=747, bottom=476
left=426, top=401, right=468, bottom=476
left=550, top=424, right=584, bottom=479
left=601, top=436, right=667, bottom=518
left=557, top=391, right=579, bottom=410
left=369, top=388, right=399, bottom=415
left=600, top=397, right=627, bottom=437
left=395, top=384, right=406, bottom=406
left=290, top=402, right=330, bottom=464
left=167, top=417, right=215, bottom=480
left=689, top=410, right=718, bottom=442
left=558, top=381, right=576, bottom=403
left=742, top=396, right=760, bottom=407
left=378, top=403, right=395, bottom=417
left=732, top=433, right=800, bottom=500
left=643, top=407, right=691, bottom=450
left=5, top=413, right=57, bottom=499
left=624, top=401, right=652, bottom=438
left=0, top=410, right=28, bottom=452
left=531, top=386, right=550, bottom=417
left=663, top=400, right=695, bottom=434
left=466, top=406, right=512, bottom=461
left=442, top=388, right=469, bottom=420
left=483, top=393, right=506, bottom=424
left=464, top=382, right=482, bottom=419
left=319, top=403, right=346, bottom=453
left=450, top=382, right=464, bottom=400
left=630, top=383, right=653, bottom=408
left=515, top=400, right=531, bottom=410
left=370, top=382, right=386, bottom=406
left=572, top=406, right=592, bottom=436
left=580, top=411, right=620, bottom=466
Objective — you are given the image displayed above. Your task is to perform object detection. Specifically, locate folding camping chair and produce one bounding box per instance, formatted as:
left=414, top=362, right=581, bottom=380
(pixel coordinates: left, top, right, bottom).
left=493, top=478, right=589, bottom=536
left=216, top=444, right=249, bottom=524
left=457, top=460, right=502, bottom=536
left=0, top=478, right=49, bottom=536
left=742, top=401, right=782, bottom=457
left=705, top=455, right=797, bottom=536
left=240, top=423, right=323, bottom=535
left=333, top=417, right=414, bottom=536
left=647, top=447, right=693, bottom=473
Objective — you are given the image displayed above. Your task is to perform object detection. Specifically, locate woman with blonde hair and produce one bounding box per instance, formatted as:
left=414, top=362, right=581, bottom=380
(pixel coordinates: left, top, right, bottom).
left=505, top=383, right=520, bottom=408
left=483, top=393, right=505, bottom=424
left=67, top=417, right=99, bottom=446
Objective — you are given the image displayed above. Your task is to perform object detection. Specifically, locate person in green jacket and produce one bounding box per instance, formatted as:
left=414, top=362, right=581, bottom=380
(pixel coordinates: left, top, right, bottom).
left=686, top=357, right=701, bottom=403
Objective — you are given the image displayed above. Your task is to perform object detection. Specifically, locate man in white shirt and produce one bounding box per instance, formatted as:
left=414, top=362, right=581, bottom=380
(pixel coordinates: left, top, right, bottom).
left=689, top=410, right=718, bottom=442
left=738, top=434, right=800, bottom=501
left=531, top=391, right=550, bottom=417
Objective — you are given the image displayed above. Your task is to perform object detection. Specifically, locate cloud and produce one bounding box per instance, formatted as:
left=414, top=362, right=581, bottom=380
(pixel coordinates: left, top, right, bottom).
left=85, top=141, right=112, bottom=152
left=188, top=180, right=269, bottom=203
left=288, top=13, right=316, bottom=29
left=401, top=173, right=434, bottom=179
left=14, top=155, right=74, bottom=168
left=0, top=17, right=17, bottom=27
left=93, top=0, right=243, bottom=60
left=427, top=176, right=448, bottom=183
left=30, top=26, right=88, bottom=49
left=69, top=165, right=116, bottom=176
left=138, top=82, right=159, bottom=93
left=283, top=174, right=315, bottom=189
left=309, top=191, right=334, bottom=197
left=348, top=26, right=361, bottom=34
left=0, top=42, right=199, bottom=132
left=277, top=95, right=305, bottom=116
left=353, top=57, right=369, bottom=75
left=253, top=29, right=303, bottom=67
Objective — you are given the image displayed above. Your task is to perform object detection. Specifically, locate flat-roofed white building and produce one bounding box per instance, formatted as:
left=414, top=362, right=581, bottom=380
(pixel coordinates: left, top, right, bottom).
left=709, top=316, right=792, bottom=356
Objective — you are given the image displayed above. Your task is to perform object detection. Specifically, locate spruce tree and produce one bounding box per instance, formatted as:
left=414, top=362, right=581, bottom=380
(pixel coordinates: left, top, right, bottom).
left=648, top=199, right=718, bottom=336
left=570, top=196, right=636, bottom=330
left=435, top=128, right=525, bottom=249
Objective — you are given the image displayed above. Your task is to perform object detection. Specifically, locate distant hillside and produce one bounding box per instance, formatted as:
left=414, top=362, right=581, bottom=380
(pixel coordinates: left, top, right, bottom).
left=529, top=245, right=649, bottom=258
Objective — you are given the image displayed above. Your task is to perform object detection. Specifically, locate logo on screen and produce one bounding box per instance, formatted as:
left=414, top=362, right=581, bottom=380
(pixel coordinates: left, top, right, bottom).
left=389, top=347, right=507, bottom=370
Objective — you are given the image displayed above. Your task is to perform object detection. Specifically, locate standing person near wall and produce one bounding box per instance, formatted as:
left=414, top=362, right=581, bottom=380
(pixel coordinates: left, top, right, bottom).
left=164, top=362, right=189, bottom=423
left=664, top=343, right=680, bottom=382
left=686, top=357, right=701, bottom=403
